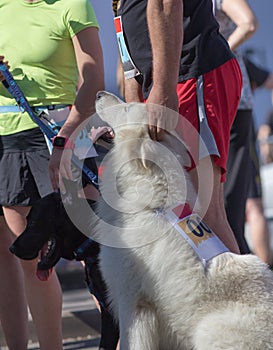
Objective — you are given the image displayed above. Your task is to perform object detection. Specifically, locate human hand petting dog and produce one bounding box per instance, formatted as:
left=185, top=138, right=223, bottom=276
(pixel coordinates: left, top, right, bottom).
left=146, top=86, right=179, bottom=141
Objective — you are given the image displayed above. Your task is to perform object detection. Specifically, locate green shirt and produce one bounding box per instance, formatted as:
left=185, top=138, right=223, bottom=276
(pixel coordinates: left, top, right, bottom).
left=0, top=0, right=99, bottom=135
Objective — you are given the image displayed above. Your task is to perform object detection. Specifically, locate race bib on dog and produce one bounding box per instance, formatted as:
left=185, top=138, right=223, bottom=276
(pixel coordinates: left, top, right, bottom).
left=163, top=204, right=229, bottom=265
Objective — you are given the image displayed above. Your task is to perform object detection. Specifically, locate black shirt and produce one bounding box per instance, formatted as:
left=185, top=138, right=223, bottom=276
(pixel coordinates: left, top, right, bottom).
left=118, top=0, right=234, bottom=98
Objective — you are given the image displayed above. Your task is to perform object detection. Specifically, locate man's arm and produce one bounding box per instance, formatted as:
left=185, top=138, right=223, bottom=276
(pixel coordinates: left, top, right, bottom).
left=146, top=0, right=183, bottom=140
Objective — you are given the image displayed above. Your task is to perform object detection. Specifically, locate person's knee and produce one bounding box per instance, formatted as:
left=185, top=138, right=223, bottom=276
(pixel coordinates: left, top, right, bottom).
left=189, top=157, right=223, bottom=218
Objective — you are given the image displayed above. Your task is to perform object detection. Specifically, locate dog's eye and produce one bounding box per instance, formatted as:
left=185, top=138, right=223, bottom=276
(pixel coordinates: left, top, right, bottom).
left=96, top=91, right=105, bottom=100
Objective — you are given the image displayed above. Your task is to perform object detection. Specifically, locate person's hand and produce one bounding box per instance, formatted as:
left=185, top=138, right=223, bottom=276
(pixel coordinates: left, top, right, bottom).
left=49, top=148, right=73, bottom=193
left=146, top=87, right=178, bottom=141
left=0, top=56, right=10, bottom=81
left=90, top=126, right=114, bottom=143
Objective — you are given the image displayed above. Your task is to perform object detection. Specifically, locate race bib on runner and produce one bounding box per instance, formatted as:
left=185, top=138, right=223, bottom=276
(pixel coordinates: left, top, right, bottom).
left=114, top=16, right=140, bottom=79
left=163, top=204, right=229, bottom=265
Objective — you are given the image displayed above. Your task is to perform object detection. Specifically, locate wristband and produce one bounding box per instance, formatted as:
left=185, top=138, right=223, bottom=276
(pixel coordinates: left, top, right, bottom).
left=52, top=136, right=75, bottom=150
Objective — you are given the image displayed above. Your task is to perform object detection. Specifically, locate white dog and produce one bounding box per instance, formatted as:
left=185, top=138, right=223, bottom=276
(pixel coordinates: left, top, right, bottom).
left=94, top=91, right=273, bottom=350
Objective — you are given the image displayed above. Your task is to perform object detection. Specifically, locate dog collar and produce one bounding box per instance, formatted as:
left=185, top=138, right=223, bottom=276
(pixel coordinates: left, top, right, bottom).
left=160, top=203, right=229, bottom=266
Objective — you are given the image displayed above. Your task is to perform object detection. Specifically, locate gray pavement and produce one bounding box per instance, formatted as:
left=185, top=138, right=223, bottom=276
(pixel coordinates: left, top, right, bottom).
left=0, top=262, right=103, bottom=350
left=1, top=219, right=273, bottom=349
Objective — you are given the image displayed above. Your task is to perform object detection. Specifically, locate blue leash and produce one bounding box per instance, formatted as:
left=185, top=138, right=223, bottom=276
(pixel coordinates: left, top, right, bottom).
left=0, top=62, right=99, bottom=189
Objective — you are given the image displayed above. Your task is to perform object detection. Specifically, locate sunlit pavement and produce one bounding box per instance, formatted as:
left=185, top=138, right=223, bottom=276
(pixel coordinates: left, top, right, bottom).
left=1, top=216, right=273, bottom=349
left=0, top=261, right=102, bottom=350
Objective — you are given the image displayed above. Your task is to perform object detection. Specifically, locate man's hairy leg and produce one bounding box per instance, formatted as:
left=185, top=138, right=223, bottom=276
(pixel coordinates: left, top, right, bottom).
left=189, top=156, right=240, bottom=254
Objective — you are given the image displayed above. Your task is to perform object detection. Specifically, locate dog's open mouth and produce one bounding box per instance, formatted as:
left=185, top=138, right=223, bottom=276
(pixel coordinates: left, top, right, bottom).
left=36, top=237, right=61, bottom=281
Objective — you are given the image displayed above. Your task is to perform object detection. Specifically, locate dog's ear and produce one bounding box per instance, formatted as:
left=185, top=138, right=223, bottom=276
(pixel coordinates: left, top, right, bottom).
left=139, top=131, right=192, bottom=170
left=140, top=138, right=160, bottom=169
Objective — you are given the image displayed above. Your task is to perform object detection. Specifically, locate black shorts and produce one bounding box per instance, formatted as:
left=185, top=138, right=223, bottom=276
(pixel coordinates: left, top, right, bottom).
left=247, top=120, right=262, bottom=199
left=0, top=128, right=53, bottom=206
left=0, top=128, right=98, bottom=207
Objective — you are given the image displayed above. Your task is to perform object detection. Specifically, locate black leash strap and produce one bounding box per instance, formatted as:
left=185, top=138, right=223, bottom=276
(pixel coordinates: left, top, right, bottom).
left=0, top=62, right=99, bottom=189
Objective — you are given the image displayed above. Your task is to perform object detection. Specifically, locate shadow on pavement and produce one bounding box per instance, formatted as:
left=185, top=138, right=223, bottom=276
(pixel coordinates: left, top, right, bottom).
left=29, top=337, right=100, bottom=350
left=72, top=309, right=101, bottom=334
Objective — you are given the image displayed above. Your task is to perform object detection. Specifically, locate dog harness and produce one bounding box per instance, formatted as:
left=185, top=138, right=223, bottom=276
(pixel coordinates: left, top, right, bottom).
left=161, top=203, right=229, bottom=266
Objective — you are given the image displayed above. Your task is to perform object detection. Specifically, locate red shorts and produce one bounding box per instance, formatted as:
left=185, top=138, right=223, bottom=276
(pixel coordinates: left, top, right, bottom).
left=176, top=58, right=242, bottom=182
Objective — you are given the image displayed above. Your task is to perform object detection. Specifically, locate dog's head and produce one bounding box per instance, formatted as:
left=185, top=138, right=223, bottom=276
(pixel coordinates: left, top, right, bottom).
left=95, top=91, right=194, bottom=213
left=9, top=192, right=62, bottom=261
left=9, top=191, right=89, bottom=280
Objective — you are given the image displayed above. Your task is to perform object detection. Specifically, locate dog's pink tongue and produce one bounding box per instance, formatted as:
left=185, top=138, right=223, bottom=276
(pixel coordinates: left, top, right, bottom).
left=36, top=242, right=53, bottom=281
left=36, top=268, right=52, bottom=281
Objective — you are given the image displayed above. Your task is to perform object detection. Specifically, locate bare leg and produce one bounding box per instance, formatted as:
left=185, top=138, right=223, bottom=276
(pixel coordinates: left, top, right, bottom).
left=0, top=215, right=29, bottom=350
left=246, top=198, right=273, bottom=265
left=3, top=206, right=63, bottom=350
left=189, top=156, right=240, bottom=254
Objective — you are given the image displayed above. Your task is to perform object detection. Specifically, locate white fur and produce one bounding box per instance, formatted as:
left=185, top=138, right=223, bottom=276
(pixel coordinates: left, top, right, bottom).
left=95, top=91, right=273, bottom=350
